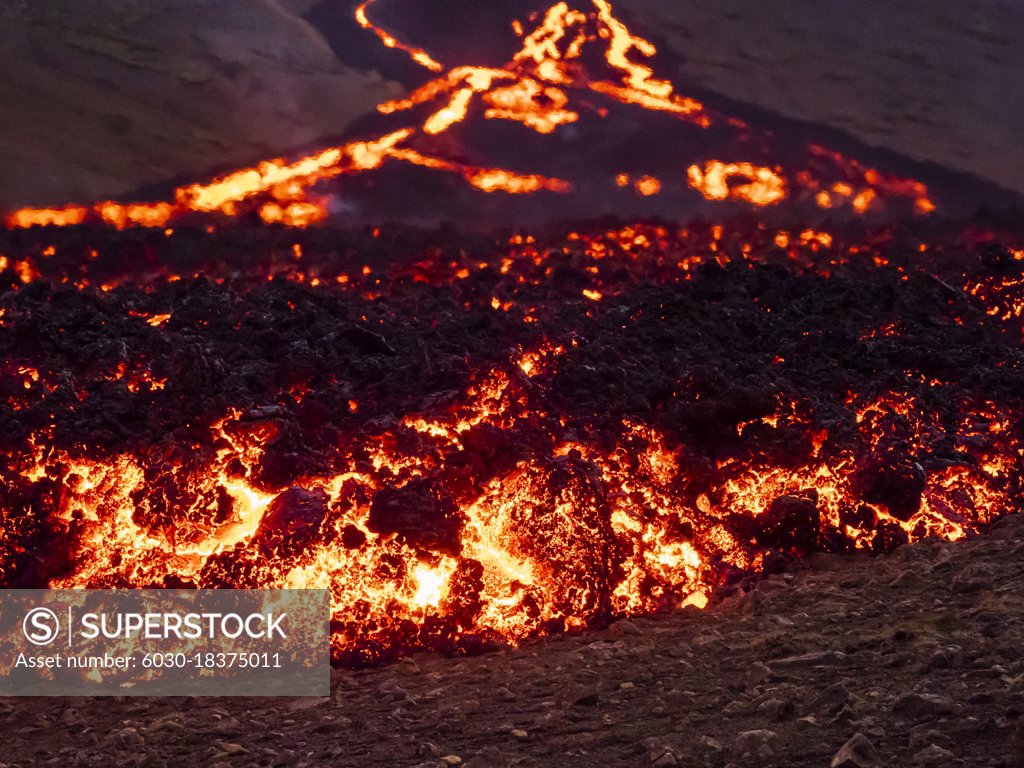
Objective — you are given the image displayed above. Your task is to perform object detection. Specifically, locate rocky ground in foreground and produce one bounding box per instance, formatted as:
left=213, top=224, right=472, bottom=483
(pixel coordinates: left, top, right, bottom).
left=3, top=514, right=1024, bottom=767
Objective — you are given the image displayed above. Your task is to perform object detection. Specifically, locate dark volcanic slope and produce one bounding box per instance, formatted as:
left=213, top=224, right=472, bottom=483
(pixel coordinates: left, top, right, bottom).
left=3, top=0, right=1023, bottom=211
left=2, top=511, right=1023, bottom=767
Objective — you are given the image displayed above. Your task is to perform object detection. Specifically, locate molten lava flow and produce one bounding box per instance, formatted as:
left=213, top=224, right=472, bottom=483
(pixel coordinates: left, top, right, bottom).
left=259, top=201, right=329, bottom=227
left=467, top=169, right=571, bottom=194
left=805, top=145, right=936, bottom=215
left=3, top=0, right=939, bottom=230
left=634, top=176, right=662, bottom=196
left=687, top=161, right=787, bottom=206
left=95, top=202, right=175, bottom=230
left=376, top=1, right=710, bottom=138
left=176, top=130, right=414, bottom=216
left=0, top=0, right=999, bottom=669
left=483, top=80, right=579, bottom=134
left=588, top=0, right=707, bottom=122
left=3, top=221, right=1022, bottom=664
left=8, top=206, right=89, bottom=228
left=386, top=148, right=572, bottom=193
left=355, top=0, right=444, bottom=72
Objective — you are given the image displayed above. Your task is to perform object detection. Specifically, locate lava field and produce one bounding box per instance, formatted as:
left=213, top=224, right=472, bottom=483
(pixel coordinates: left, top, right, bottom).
left=1, top=217, right=1022, bottom=665
left=2, top=0, right=1024, bottom=668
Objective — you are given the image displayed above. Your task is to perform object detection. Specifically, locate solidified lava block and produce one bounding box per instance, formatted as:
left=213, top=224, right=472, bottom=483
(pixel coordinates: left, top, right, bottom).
left=980, top=243, right=1017, bottom=269
left=504, top=455, right=621, bottom=621
left=872, top=521, right=911, bottom=553
left=456, top=422, right=519, bottom=475
left=254, top=487, right=330, bottom=556
left=199, top=487, right=332, bottom=587
left=441, top=557, right=486, bottom=623
left=858, top=459, right=926, bottom=521
left=754, top=493, right=821, bottom=555
left=367, top=478, right=463, bottom=555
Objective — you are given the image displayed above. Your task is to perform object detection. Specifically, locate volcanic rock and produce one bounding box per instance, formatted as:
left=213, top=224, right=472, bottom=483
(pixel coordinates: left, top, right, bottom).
left=608, top=619, right=642, bottom=637
left=571, top=688, right=601, bottom=707
left=465, top=746, right=505, bottom=768
left=755, top=493, right=821, bottom=555
left=769, top=651, right=846, bottom=671
left=857, top=459, right=926, bottom=522
left=732, top=729, right=779, bottom=758
left=417, top=742, right=443, bottom=758
left=980, top=243, right=1018, bottom=269
left=340, top=327, right=397, bottom=356
left=892, top=693, right=957, bottom=719
left=368, top=478, right=463, bottom=555
left=815, top=682, right=852, bottom=714
left=746, top=661, right=773, bottom=684
left=758, top=697, right=795, bottom=721
left=254, top=486, right=329, bottom=555
left=830, top=732, right=879, bottom=768
left=912, top=745, right=957, bottom=765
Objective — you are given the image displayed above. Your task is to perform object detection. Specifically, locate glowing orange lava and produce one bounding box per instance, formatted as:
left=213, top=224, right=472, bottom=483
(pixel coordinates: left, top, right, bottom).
left=3, top=1, right=938, bottom=231
left=687, top=161, right=787, bottom=206
left=3, top=221, right=1019, bottom=665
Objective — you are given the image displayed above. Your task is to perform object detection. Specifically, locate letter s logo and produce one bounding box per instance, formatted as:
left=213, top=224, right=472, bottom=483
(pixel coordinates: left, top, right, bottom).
left=23, top=607, right=60, bottom=646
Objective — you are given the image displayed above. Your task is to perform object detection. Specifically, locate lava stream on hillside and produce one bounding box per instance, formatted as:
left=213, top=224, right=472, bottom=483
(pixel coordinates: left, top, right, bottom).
left=4, top=0, right=954, bottom=231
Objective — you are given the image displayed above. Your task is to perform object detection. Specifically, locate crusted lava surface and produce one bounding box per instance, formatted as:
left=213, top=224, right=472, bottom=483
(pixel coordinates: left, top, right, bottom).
left=0, top=217, right=1022, bottom=665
